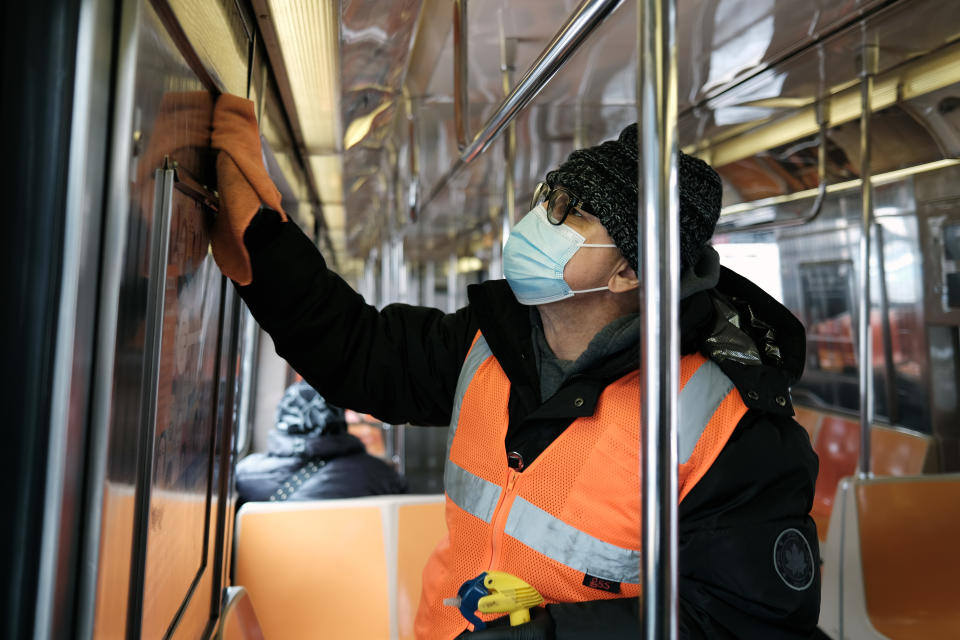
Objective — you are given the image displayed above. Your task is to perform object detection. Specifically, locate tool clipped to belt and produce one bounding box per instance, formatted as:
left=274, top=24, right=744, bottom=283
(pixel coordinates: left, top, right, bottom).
left=444, top=571, right=544, bottom=630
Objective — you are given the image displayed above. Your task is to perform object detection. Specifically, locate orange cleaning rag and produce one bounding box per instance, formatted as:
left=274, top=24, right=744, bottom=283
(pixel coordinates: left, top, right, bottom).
left=210, top=93, right=287, bottom=285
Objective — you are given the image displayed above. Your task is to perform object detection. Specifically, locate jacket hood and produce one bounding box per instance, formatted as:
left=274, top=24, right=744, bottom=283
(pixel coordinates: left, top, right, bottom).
left=702, top=266, right=806, bottom=416
left=710, top=267, right=805, bottom=382
left=266, top=429, right=366, bottom=460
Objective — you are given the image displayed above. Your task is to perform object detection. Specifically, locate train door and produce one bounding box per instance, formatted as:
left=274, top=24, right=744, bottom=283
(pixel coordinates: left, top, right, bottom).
left=85, top=1, right=254, bottom=636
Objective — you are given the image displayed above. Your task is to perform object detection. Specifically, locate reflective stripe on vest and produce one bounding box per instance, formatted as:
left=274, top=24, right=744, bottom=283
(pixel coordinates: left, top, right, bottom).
left=444, top=334, right=737, bottom=579
left=444, top=335, right=502, bottom=522
left=504, top=496, right=641, bottom=584
left=445, top=460, right=500, bottom=523
left=678, top=359, right=734, bottom=463
left=447, top=333, right=493, bottom=444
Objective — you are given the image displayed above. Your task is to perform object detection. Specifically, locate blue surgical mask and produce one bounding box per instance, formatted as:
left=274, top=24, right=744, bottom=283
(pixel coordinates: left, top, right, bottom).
left=503, top=205, right=617, bottom=305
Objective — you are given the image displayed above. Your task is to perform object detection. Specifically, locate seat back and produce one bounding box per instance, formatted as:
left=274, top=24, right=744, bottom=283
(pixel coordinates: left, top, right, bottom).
left=798, top=406, right=934, bottom=541
left=810, top=415, right=860, bottom=540
left=793, top=405, right=823, bottom=443
left=396, top=501, right=448, bottom=639
left=869, top=425, right=932, bottom=476
left=233, top=495, right=446, bottom=640
left=819, top=474, right=960, bottom=639
left=857, top=477, right=960, bottom=639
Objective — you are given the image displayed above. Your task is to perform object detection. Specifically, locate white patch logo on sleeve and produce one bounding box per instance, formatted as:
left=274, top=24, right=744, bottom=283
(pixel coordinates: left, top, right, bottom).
left=773, top=528, right=815, bottom=591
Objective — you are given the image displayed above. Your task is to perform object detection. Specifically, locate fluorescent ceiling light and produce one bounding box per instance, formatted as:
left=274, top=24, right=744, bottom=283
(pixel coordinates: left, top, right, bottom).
left=262, top=0, right=350, bottom=266
left=266, top=0, right=342, bottom=152
left=309, top=155, right=345, bottom=204
left=168, top=0, right=248, bottom=94
left=310, top=156, right=345, bottom=234
left=457, top=256, right=484, bottom=273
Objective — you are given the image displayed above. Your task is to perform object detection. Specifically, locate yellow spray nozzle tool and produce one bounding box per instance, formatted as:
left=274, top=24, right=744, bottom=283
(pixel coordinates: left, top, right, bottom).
left=476, top=571, right=544, bottom=627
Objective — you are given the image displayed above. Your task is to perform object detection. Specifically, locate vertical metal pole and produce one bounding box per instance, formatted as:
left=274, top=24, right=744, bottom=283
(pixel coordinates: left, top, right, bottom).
left=638, top=0, right=679, bottom=637
left=447, top=251, right=459, bottom=313
left=394, top=235, right=407, bottom=304
left=574, top=96, right=587, bottom=148
left=499, top=125, right=515, bottom=269
left=236, top=309, right=259, bottom=455
left=127, top=165, right=176, bottom=638
left=382, top=237, right=393, bottom=306
left=408, top=262, right=421, bottom=306
left=489, top=207, right=504, bottom=279
left=407, top=98, right=420, bottom=223
left=393, top=424, right=406, bottom=474
left=361, top=251, right=377, bottom=304
left=858, top=40, right=878, bottom=477
left=423, top=261, right=436, bottom=308
left=495, top=35, right=517, bottom=280
left=453, top=0, right=470, bottom=150
left=874, top=224, right=900, bottom=425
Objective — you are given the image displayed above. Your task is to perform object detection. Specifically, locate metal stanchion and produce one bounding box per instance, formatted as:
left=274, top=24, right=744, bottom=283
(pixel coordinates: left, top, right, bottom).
left=637, top=0, right=680, bottom=637
left=858, top=39, right=878, bottom=477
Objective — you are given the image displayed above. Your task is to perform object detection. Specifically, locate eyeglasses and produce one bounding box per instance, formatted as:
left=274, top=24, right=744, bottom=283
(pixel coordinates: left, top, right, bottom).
left=530, top=182, right=593, bottom=226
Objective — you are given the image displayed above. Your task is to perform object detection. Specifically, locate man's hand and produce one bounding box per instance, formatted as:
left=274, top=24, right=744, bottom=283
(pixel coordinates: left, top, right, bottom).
left=455, top=607, right=555, bottom=640
left=210, top=94, right=287, bottom=285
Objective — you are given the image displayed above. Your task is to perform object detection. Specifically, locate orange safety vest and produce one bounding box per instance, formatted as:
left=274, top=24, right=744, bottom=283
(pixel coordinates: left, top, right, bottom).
left=415, top=331, right=748, bottom=639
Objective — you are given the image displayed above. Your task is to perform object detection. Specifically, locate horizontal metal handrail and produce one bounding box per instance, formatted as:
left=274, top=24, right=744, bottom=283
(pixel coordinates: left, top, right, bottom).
left=718, top=159, right=960, bottom=232
left=714, top=102, right=828, bottom=234
left=424, top=0, right=624, bottom=209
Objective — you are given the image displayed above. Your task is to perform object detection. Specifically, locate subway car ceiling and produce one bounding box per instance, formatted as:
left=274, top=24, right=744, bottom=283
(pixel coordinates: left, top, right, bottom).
left=138, top=0, right=960, bottom=445
left=196, top=0, right=960, bottom=279
left=229, top=0, right=960, bottom=453
left=236, top=0, right=960, bottom=454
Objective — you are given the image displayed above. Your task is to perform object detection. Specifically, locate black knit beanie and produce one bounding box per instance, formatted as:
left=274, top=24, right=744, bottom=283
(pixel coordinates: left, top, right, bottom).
left=544, top=123, right=722, bottom=273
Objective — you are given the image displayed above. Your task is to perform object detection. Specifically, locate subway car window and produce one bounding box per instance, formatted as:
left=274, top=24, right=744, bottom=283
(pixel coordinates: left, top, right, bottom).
left=10, top=0, right=960, bottom=638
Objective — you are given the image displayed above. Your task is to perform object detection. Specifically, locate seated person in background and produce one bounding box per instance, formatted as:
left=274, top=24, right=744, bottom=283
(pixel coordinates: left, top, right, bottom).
left=345, top=408, right=388, bottom=458
left=235, top=381, right=408, bottom=506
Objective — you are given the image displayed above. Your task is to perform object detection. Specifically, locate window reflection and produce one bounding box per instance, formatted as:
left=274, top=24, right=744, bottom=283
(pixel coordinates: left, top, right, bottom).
left=783, top=215, right=931, bottom=433
left=714, top=238, right=783, bottom=302
left=705, top=4, right=774, bottom=91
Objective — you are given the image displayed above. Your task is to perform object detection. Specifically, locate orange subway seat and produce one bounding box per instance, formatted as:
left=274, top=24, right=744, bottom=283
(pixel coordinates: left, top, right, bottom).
left=397, top=501, right=448, bottom=640
left=857, top=478, right=960, bottom=639
left=234, top=502, right=390, bottom=640
left=802, top=406, right=933, bottom=542
left=792, top=406, right=822, bottom=443
left=810, top=415, right=860, bottom=541
left=870, top=426, right=931, bottom=476
left=233, top=497, right=447, bottom=640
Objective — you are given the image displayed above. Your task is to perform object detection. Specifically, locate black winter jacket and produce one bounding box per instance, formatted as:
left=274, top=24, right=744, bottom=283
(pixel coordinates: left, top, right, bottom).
left=238, top=210, right=821, bottom=639
left=235, top=430, right=407, bottom=507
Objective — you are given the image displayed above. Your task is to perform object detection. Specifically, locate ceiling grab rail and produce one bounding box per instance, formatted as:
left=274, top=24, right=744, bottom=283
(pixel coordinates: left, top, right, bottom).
left=638, top=0, right=680, bottom=637
left=453, top=0, right=470, bottom=151
left=713, top=46, right=830, bottom=234
left=424, top=0, right=625, bottom=209
left=858, top=37, right=879, bottom=477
